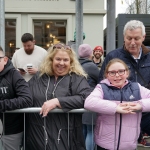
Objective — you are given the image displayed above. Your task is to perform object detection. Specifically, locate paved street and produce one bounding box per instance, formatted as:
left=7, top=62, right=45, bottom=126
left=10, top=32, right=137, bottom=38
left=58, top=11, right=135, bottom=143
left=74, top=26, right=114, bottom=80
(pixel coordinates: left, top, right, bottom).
left=138, top=146, right=150, bottom=150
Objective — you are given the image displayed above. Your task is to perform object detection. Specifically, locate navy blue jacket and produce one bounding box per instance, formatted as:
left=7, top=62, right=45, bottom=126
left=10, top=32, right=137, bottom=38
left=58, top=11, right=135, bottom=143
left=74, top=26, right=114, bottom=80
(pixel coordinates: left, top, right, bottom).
left=101, top=81, right=141, bottom=102
left=79, top=58, right=99, bottom=90
left=99, top=45, right=150, bottom=87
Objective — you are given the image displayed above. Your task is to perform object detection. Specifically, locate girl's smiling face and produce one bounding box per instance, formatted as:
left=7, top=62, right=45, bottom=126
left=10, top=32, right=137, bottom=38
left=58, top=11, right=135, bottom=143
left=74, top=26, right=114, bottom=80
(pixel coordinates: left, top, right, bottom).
left=106, top=62, right=129, bottom=88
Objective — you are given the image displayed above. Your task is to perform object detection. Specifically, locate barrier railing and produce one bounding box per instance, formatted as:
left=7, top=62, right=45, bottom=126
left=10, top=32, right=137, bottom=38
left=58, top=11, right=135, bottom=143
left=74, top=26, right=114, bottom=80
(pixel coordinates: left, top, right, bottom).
left=6, top=108, right=89, bottom=113
left=1, top=108, right=95, bottom=150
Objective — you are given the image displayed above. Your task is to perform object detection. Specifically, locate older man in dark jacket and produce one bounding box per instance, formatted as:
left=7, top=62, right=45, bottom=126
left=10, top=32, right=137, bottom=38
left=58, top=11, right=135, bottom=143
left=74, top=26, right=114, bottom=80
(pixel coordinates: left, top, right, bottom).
left=99, top=20, right=150, bottom=147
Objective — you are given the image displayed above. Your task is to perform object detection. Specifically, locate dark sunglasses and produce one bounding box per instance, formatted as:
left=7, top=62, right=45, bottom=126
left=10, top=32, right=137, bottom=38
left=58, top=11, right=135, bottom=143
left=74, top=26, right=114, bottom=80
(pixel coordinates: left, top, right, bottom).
left=53, top=44, right=71, bottom=51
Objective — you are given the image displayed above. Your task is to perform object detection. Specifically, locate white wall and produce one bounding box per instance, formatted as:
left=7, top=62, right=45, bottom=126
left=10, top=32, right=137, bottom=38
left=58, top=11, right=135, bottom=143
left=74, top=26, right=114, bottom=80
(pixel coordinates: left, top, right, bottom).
left=5, top=0, right=106, bottom=49
left=83, top=15, right=104, bottom=49
left=5, top=0, right=106, bottom=14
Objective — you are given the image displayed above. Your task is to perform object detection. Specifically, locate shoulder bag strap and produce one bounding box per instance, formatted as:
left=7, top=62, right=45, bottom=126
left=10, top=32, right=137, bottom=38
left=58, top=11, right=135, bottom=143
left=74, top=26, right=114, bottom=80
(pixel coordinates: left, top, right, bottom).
left=126, top=52, right=148, bottom=86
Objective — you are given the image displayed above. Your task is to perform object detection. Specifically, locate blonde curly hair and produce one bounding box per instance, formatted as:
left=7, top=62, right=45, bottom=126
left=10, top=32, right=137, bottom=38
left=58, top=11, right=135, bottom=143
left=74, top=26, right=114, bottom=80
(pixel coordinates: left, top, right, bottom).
left=40, top=44, right=87, bottom=77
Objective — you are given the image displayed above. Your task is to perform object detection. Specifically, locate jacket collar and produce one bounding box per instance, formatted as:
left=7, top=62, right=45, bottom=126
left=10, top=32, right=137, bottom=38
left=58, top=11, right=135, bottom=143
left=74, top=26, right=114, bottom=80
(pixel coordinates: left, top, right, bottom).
left=79, top=58, right=92, bottom=65
left=141, top=44, right=150, bottom=55
left=123, top=44, right=150, bottom=56
left=100, top=79, right=129, bottom=89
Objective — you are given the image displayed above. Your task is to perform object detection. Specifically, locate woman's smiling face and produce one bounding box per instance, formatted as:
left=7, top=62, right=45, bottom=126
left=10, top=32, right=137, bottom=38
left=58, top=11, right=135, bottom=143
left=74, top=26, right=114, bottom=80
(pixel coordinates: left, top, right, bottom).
left=52, top=50, right=71, bottom=77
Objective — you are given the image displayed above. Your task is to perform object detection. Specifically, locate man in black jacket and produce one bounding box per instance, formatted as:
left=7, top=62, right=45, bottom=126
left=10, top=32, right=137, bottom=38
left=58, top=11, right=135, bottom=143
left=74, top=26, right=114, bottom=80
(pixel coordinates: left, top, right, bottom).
left=99, top=20, right=150, bottom=147
left=78, top=44, right=99, bottom=150
left=0, top=46, right=32, bottom=150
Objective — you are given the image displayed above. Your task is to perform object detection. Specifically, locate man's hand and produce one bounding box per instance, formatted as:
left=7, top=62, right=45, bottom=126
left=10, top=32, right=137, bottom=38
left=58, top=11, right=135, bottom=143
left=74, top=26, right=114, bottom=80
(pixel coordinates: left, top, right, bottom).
left=27, top=67, right=38, bottom=75
left=17, top=69, right=26, bottom=75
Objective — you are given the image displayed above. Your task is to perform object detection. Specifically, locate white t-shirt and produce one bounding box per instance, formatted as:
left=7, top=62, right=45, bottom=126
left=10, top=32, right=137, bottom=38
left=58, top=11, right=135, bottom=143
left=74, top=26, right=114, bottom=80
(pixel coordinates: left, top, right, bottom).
left=12, top=45, right=47, bottom=81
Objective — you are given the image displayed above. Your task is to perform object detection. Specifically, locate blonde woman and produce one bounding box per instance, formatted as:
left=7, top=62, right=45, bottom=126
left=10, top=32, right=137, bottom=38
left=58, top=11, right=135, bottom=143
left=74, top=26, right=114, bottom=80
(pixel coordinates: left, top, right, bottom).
left=26, top=43, right=91, bottom=150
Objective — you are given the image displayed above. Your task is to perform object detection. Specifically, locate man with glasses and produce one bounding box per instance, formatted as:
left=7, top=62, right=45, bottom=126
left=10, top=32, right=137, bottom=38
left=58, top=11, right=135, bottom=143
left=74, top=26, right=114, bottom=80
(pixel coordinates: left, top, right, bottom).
left=0, top=46, right=32, bottom=150
left=99, top=20, right=150, bottom=147
left=12, top=33, right=47, bottom=82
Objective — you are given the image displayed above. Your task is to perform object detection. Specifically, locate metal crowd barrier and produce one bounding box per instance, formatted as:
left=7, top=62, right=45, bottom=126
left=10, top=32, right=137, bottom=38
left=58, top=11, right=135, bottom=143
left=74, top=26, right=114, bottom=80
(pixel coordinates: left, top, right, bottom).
left=6, top=108, right=89, bottom=113
left=1, top=108, right=95, bottom=150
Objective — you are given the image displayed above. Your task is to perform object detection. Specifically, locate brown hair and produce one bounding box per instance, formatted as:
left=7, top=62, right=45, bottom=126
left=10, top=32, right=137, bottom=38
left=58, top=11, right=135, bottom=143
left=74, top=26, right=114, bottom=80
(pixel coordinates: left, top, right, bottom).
left=21, top=33, right=34, bottom=43
left=104, top=58, right=130, bottom=78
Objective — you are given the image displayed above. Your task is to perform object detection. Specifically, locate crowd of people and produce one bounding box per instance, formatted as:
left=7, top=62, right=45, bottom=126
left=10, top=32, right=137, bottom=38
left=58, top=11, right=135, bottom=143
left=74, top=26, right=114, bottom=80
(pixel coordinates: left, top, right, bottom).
left=0, top=19, right=150, bottom=150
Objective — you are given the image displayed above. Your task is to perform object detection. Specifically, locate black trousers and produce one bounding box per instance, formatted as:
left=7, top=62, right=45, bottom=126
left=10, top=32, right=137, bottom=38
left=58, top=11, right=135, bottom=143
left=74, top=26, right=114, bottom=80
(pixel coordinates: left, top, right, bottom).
left=97, top=145, right=107, bottom=150
left=141, top=113, right=150, bottom=135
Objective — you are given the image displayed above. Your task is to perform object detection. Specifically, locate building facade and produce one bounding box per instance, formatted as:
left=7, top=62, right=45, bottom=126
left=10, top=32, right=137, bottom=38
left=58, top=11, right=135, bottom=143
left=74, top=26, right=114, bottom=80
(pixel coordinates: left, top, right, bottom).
left=4, top=0, right=106, bottom=58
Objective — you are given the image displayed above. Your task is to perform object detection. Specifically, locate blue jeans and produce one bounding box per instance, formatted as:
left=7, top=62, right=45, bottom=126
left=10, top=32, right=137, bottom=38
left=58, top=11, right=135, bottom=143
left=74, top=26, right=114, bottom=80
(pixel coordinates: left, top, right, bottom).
left=97, top=145, right=107, bottom=150
left=83, top=124, right=95, bottom=150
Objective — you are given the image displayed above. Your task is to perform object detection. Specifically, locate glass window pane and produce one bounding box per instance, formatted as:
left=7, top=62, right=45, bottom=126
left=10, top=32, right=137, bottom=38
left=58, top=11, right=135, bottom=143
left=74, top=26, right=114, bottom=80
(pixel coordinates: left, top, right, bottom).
left=34, top=20, right=66, bottom=50
left=5, top=19, right=16, bottom=59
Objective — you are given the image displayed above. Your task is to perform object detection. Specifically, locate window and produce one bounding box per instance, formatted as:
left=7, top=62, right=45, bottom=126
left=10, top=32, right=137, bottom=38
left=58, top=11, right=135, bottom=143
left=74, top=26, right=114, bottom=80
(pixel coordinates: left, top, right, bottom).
left=34, top=20, right=66, bottom=49
left=5, top=19, right=16, bottom=59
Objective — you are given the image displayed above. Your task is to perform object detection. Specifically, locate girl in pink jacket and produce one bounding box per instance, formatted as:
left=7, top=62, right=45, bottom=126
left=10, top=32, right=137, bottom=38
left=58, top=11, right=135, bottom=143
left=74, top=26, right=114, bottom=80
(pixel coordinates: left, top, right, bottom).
left=84, top=58, right=150, bottom=150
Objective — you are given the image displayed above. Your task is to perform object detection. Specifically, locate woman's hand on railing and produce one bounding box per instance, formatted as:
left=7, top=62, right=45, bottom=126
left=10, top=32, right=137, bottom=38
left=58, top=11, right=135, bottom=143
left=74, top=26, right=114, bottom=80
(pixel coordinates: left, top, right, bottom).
left=40, top=98, right=61, bottom=117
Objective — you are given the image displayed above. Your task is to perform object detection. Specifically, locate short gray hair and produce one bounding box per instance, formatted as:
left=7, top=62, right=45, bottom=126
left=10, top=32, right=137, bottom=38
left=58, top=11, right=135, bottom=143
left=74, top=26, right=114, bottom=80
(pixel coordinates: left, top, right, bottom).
left=123, top=20, right=145, bottom=36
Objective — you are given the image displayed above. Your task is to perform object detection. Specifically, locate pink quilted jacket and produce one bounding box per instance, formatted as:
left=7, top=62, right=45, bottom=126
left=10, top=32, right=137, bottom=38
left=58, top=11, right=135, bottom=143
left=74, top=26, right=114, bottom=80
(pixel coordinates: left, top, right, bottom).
left=84, top=79, right=150, bottom=150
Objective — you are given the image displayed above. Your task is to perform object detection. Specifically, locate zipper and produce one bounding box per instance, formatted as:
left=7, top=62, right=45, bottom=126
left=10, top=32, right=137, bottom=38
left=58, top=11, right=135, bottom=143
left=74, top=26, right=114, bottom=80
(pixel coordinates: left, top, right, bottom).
left=116, top=89, right=123, bottom=150
left=57, top=129, right=62, bottom=144
left=135, top=71, right=137, bottom=82
left=51, top=76, right=66, bottom=98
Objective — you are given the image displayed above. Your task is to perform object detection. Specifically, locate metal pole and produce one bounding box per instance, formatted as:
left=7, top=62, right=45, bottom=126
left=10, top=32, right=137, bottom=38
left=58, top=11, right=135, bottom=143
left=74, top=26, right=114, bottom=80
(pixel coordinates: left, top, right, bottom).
left=106, top=0, right=116, bottom=54
left=75, top=0, right=83, bottom=54
left=0, top=0, right=5, bottom=53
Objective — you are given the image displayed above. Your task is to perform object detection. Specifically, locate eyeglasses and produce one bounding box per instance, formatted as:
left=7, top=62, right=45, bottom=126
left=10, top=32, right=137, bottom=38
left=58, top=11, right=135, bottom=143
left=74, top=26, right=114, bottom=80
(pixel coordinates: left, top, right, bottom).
left=107, top=69, right=126, bottom=77
left=53, top=44, right=71, bottom=51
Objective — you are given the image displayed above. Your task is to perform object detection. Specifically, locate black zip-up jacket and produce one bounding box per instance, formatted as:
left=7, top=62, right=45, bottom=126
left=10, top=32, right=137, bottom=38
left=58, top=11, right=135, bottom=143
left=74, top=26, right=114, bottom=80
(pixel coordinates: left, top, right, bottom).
left=79, top=58, right=99, bottom=90
left=79, top=58, right=99, bottom=125
left=0, top=59, right=32, bottom=135
left=26, top=72, right=91, bottom=150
